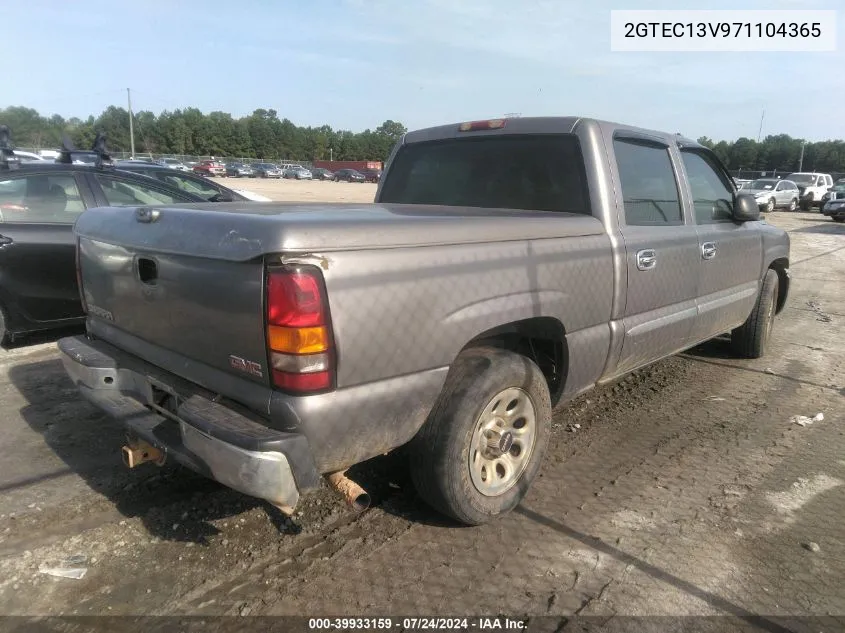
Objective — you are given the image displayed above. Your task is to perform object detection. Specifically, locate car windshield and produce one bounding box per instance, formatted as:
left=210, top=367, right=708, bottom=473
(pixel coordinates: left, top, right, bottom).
left=786, top=173, right=815, bottom=184
left=749, top=179, right=778, bottom=190
left=380, top=134, right=590, bottom=214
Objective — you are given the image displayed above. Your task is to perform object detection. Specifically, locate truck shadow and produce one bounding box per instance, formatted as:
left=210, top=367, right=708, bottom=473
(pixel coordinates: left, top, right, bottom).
left=791, top=221, right=845, bottom=235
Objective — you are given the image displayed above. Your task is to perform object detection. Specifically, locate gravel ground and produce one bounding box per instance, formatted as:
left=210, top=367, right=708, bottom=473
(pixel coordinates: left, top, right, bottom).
left=218, top=176, right=378, bottom=203
left=0, top=209, right=842, bottom=629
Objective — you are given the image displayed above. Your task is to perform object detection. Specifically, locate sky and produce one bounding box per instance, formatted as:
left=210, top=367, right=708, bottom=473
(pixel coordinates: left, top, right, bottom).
left=5, top=0, right=844, bottom=142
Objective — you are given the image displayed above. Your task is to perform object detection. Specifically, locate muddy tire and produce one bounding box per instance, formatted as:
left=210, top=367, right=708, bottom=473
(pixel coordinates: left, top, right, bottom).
left=731, top=269, right=779, bottom=359
left=409, top=347, right=551, bottom=525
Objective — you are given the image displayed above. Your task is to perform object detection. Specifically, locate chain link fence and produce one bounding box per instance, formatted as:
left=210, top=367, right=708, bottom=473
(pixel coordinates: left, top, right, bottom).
left=14, top=148, right=314, bottom=169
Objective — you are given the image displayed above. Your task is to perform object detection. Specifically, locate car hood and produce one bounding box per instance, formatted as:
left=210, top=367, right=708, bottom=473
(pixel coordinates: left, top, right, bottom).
left=233, top=189, right=272, bottom=202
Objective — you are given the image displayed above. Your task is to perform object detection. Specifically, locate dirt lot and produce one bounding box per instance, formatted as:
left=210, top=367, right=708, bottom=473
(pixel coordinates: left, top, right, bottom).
left=220, top=176, right=379, bottom=203
left=0, top=204, right=842, bottom=629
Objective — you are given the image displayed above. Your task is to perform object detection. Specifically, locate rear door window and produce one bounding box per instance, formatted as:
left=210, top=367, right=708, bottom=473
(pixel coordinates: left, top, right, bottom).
left=614, top=139, right=683, bottom=226
left=379, top=134, right=591, bottom=215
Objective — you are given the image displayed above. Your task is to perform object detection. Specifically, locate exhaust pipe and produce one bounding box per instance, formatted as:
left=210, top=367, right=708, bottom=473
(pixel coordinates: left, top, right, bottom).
left=326, top=471, right=370, bottom=512
left=122, top=439, right=165, bottom=468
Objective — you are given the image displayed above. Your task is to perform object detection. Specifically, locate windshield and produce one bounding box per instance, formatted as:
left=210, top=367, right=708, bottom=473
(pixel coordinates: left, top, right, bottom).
left=749, top=179, right=778, bottom=190
left=786, top=173, right=815, bottom=184
left=379, top=134, right=590, bottom=214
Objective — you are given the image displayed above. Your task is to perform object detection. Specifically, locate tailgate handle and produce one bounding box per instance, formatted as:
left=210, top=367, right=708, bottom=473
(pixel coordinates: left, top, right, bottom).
left=137, top=257, right=158, bottom=284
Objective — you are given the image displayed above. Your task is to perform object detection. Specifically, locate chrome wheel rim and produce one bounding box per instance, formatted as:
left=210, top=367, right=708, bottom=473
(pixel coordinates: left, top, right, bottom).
left=469, top=387, right=537, bottom=497
left=767, top=200, right=774, bottom=213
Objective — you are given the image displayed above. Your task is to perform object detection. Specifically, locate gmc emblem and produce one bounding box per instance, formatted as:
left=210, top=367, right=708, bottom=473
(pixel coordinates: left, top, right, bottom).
left=228, top=355, right=263, bottom=378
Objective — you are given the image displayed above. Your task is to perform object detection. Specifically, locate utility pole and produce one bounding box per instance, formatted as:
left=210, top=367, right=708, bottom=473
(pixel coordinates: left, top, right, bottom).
left=756, top=108, right=765, bottom=143
left=127, top=88, right=135, bottom=158
left=329, top=147, right=333, bottom=162
left=798, top=140, right=806, bottom=171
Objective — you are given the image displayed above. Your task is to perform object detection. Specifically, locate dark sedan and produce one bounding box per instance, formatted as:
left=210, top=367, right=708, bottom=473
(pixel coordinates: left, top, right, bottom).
left=225, top=162, right=255, bottom=178
left=360, top=168, right=382, bottom=183
left=0, top=157, right=205, bottom=344
left=333, top=168, right=366, bottom=183
left=253, top=163, right=283, bottom=178
left=312, top=168, right=334, bottom=181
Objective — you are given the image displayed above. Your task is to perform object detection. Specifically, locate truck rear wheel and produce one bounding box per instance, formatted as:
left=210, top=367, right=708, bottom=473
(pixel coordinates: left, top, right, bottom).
left=731, top=269, right=779, bottom=359
left=409, top=347, right=551, bottom=525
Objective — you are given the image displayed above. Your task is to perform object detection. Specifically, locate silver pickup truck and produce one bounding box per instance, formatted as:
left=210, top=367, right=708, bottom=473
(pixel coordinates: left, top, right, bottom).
left=58, top=117, right=790, bottom=525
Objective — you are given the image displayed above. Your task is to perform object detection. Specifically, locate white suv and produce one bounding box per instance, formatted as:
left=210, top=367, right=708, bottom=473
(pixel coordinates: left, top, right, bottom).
left=786, top=172, right=833, bottom=210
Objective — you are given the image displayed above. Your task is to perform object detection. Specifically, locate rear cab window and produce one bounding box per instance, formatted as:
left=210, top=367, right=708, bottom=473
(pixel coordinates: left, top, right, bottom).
left=378, top=134, right=591, bottom=215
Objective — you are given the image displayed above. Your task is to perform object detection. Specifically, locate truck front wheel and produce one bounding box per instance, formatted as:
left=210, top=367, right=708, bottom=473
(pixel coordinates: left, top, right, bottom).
left=409, top=347, right=551, bottom=525
left=731, top=268, right=779, bottom=359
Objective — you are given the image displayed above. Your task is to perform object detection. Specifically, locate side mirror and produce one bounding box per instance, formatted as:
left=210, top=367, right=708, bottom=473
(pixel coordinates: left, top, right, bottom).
left=733, top=193, right=760, bottom=222
left=210, top=192, right=234, bottom=203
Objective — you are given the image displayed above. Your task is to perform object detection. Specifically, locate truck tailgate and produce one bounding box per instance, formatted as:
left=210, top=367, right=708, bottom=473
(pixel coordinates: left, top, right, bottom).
left=75, top=206, right=270, bottom=387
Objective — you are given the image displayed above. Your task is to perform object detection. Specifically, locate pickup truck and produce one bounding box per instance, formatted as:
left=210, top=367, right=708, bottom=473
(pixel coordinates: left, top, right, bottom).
left=785, top=172, right=834, bottom=210
left=58, top=117, right=790, bottom=526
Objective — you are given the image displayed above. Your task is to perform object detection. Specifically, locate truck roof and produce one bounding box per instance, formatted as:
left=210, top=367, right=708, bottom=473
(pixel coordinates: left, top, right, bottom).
left=403, top=116, right=703, bottom=150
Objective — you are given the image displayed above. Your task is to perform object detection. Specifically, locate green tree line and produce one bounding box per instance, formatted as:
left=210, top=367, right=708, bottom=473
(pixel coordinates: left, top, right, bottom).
left=0, top=105, right=408, bottom=162
left=3, top=104, right=845, bottom=172
left=697, top=134, right=845, bottom=174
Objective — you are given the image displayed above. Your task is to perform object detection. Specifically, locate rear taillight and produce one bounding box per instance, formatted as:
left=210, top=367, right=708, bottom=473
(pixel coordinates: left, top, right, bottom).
left=75, top=238, right=87, bottom=313
left=265, top=266, right=334, bottom=394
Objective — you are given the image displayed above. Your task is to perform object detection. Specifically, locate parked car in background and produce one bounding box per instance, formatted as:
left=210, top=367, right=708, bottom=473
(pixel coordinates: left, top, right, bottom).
left=156, top=157, right=190, bottom=171
left=193, top=160, right=227, bottom=177
left=284, top=166, right=312, bottom=180
left=10, top=151, right=49, bottom=163
left=226, top=162, right=255, bottom=178
left=740, top=178, right=799, bottom=212
left=253, top=163, right=283, bottom=178
left=115, top=162, right=270, bottom=202
left=312, top=167, right=334, bottom=181
left=0, top=150, right=206, bottom=344
left=821, top=182, right=845, bottom=222
left=360, top=168, right=382, bottom=183
left=733, top=178, right=751, bottom=188
left=785, top=172, right=834, bottom=210
left=60, top=116, right=789, bottom=526
left=333, top=168, right=366, bottom=182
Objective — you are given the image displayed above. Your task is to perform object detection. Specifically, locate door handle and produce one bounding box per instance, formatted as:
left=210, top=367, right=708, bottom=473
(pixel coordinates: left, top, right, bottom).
left=0, top=235, right=13, bottom=246
left=636, top=249, right=657, bottom=271
left=701, top=242, right=717, bottom=260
